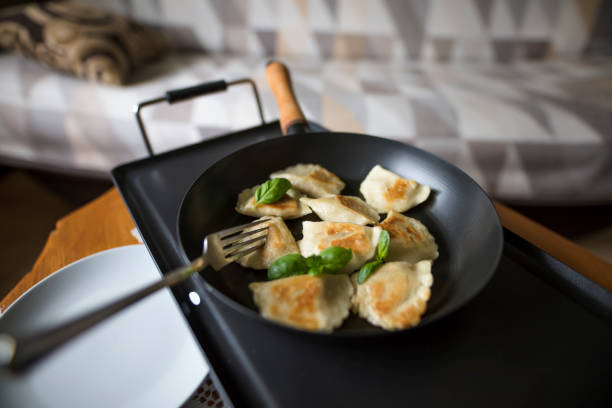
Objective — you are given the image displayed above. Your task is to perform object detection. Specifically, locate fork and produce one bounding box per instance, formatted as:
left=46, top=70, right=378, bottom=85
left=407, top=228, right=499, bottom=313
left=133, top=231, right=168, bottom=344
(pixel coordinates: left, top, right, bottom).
left=0, top=219, right=269, bottom=372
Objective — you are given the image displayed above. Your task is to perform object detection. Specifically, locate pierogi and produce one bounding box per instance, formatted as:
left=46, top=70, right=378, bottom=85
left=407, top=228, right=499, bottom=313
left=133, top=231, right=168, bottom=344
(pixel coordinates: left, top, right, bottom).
left=270, top=164, right=345, bottom=198
left=351, top=261, right=433, bottom=330
left=232, top=161, right=441, bottom=333
left=300, top=195, right=379, bottom=225
left=379, top=211, right=438, bottom=264
left=236, top=186, right=311, bottom=219
left=249, top=274, right=354, bottom=332
left=237, top=216, right=299, bottom=270
left=359, top=165, right=430, bottom=213
left=298, top=221, right=382, bottom=274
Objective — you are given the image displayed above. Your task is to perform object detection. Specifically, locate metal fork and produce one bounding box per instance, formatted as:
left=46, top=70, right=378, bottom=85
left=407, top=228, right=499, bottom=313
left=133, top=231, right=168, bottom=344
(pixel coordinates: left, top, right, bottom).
left=0, top=219, right=269, bottom=372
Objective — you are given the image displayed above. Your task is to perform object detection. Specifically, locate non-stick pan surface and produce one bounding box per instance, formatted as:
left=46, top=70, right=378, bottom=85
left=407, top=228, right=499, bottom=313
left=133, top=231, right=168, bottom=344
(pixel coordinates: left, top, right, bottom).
left=178, top=131, right=503, bottom=336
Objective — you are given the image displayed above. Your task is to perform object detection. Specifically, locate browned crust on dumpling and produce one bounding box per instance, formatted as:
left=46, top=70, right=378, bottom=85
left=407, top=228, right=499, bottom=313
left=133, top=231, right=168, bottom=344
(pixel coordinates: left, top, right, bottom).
left=300, top=221, right=382, bottom=274
left=250, top=274, right=353, bottom=332
left=308, top=167, right=339, bottom=185
left=359, top=165, right=430, bottom=213
left=382, top=179, right=417, bottom=201
left=325, top=223, right=362, bottom=235
left=319, top=223, right=369, bottom=253
left=268, top=277, right=320, bottom=330
left=379, top=211, right=425, bottom=243
left=236, top=186, right=311, bottom=219
left=248, top=195, right=298, bottom=211
left=351, top=261, right=433, bottom=330
left=271, top=164, right=345, bottom=198
left=300, top=195, right=379, bottom=225
left=237, top=216, right=299, bottom=270
left=336, top=196, right=378, bottom=223
left=377, top=211, right=438, bottom=263
left=368, top=279, right=429, bottom=327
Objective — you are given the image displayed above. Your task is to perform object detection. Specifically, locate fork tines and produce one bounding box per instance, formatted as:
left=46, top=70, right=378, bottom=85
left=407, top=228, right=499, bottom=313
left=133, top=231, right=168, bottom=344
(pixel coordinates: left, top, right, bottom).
left=218, top=219, right=270, bottom=261
left=220, top=226, right=269, bottom=248
left=217, top=218, right=269, bottom=239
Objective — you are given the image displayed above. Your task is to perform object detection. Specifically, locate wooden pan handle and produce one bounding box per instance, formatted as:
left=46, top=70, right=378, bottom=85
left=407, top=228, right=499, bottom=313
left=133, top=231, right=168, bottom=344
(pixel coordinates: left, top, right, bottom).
left=265, top=61, right=310, bottom=135
left=494, top=201, right=612, bottom=292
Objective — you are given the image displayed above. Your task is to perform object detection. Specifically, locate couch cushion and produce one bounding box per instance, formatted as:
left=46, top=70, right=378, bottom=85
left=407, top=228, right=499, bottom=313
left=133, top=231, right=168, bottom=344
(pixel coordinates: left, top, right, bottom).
left=0, top=1, right=166, bottom=85
left=0, top=52, right=610, bottom=204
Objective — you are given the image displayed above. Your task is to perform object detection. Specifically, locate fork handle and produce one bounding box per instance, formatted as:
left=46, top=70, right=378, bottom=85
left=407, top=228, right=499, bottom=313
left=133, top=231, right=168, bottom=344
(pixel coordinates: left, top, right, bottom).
left=0, top=257, right=207, bottom=372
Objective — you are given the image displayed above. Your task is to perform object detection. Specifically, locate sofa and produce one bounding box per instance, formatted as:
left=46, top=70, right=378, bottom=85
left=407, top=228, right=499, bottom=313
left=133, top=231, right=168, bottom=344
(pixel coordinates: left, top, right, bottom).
left=1, top=0, right=611, bottom=205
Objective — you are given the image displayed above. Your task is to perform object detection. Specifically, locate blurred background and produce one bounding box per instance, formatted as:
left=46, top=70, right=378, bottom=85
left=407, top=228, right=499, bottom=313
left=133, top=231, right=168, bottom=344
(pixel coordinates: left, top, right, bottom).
left=1, top=0, right=611, bottom=299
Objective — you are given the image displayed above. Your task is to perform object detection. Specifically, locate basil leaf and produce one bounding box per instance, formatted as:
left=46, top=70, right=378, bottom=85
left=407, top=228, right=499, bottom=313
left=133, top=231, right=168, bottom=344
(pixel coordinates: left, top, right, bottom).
left=305, top=254, right=322, bottom=269
left=268, top=247, right=354, bottom=280
left=377, top=230, right=390, bottom=261
left=319, top=246, right=353, bottom=273
left=255, top=178, right=292, bottom=205
left=304, top=255, right=326, bottom=276
left=268, top=253, right=308, bottom=280
left=357, top=260, right=383, bottom=284
left=357, top=232, right=390, bottom=284
left=308, top=266, right=326, bottom=276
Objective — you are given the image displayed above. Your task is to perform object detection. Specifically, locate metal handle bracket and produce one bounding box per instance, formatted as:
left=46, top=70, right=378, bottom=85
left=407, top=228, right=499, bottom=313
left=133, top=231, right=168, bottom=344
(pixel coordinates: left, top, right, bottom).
left=134, top=78, right=265, bottom=156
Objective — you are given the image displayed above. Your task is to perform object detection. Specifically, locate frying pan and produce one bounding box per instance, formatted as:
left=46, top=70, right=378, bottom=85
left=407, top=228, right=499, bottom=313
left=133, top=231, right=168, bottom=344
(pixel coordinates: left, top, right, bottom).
left=178, top=62, right=503, bottom=336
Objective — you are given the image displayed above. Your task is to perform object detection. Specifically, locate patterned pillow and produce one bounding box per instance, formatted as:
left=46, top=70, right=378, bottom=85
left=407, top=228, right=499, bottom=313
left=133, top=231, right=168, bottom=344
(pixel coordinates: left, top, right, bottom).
left=0, top=1, right=166, bottom=85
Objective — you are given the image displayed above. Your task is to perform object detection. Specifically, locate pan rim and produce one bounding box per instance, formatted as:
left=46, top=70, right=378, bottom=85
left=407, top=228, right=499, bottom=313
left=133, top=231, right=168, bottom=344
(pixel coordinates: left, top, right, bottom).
left=177, top=131, right=504, bottom=338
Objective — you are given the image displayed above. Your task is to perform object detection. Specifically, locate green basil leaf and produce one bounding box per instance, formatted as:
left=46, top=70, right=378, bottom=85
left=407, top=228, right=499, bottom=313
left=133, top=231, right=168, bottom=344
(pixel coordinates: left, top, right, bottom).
left=305, top=254, right=328, bottom=276
left=357, top=260, right=383, bottom=284
left=319, top=246, right=353, bottom=273
left=268, top=247, right=354, bottom=280
left=377, top=230, right=390, bottom=261
left=255, top=178, right=292, bottom=206
left=304, top=254, right=322, bottom=269
left=308, top=266, right=326, bottom=276
left=306, top=256, right=327, bottom=276
left=268, top=253, right=308, bottom=280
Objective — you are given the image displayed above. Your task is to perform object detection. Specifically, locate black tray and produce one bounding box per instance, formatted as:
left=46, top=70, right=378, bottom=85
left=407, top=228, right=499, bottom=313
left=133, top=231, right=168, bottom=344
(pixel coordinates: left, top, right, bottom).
left=112, top=121, right=612, bottom=408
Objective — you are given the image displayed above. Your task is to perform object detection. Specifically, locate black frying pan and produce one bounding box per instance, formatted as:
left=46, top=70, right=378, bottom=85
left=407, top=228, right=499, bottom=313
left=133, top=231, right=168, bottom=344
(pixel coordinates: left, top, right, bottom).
left=178, top=62, right=503, bottom=336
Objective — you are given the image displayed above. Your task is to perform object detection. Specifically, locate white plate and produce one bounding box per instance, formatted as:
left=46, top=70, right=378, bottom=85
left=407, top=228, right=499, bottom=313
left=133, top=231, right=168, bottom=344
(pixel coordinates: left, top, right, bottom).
left=0, top=245, right=208, bottom=408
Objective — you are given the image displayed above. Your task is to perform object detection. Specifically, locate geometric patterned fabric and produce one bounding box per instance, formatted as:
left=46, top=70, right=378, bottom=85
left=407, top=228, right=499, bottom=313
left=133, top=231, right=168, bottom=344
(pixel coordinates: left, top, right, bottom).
left=90, top=0, right=609, bottom=63
left=1, top=52, right=610, bottom=204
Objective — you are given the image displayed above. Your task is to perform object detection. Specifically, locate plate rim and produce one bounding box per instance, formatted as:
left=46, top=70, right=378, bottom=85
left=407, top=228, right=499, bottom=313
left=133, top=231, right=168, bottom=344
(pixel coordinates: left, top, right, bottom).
left=2, top=244, right=144, bottom=316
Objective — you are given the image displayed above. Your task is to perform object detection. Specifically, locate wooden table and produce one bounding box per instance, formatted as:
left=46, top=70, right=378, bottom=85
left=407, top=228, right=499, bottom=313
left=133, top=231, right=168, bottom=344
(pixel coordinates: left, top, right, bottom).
left=2, top=188, right=611, bottom=313
left=1, top=188, right=138, bottom=312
